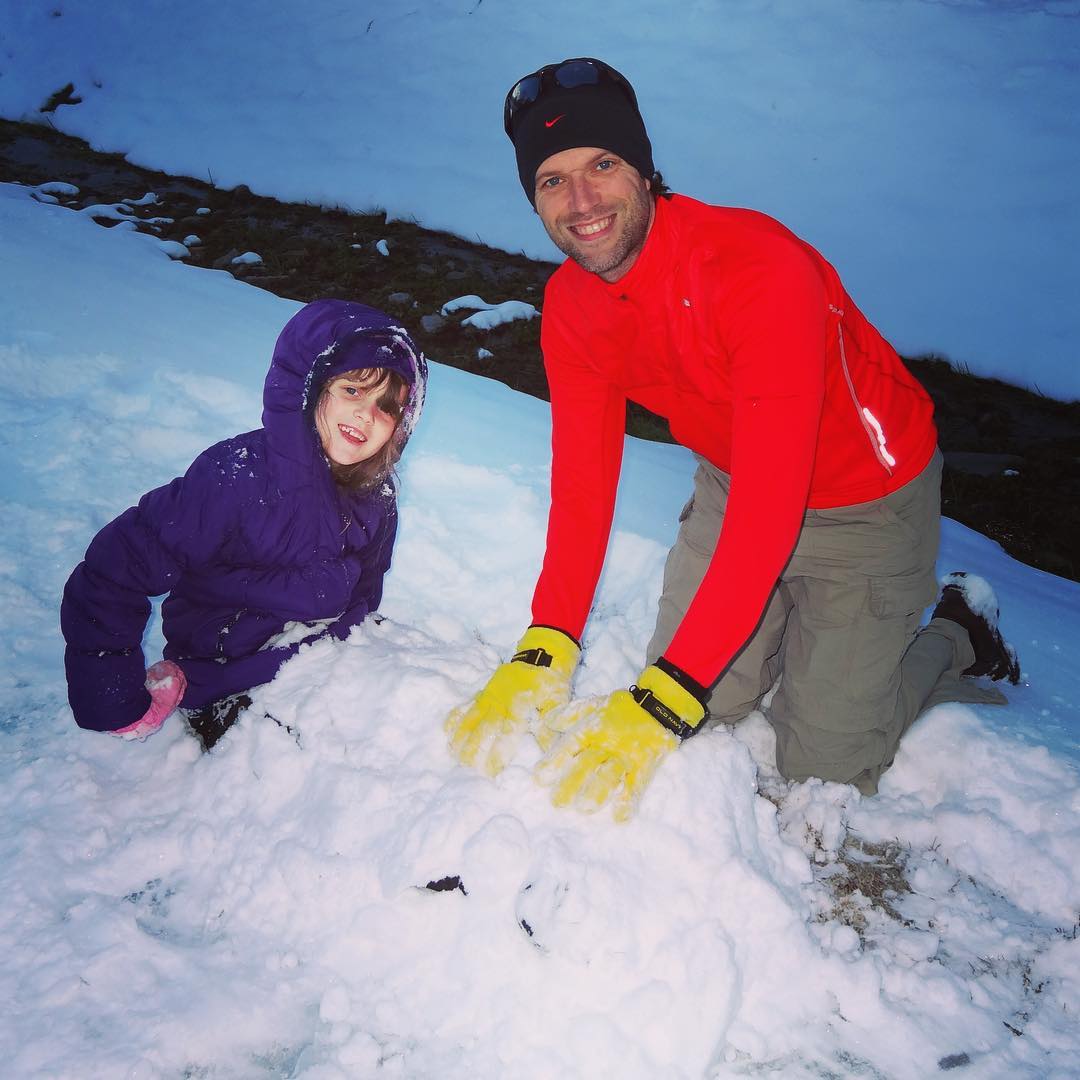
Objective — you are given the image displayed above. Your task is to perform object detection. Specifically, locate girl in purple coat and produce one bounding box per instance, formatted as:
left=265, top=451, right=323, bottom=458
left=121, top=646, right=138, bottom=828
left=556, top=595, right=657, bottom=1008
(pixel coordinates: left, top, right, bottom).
left=61, top=300, right=427, bottom=748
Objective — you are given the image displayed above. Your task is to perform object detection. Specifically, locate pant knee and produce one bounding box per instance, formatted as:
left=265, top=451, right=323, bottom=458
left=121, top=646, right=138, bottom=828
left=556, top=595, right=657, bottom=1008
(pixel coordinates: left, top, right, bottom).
left=772, top=714, right=891, bottom=792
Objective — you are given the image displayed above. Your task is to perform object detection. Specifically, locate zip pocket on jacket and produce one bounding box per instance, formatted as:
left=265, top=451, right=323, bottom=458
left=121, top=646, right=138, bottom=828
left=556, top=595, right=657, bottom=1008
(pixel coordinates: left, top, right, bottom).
left=216, top=609, right=247, bottom=657
left=832, top=307, right=895, bottom=477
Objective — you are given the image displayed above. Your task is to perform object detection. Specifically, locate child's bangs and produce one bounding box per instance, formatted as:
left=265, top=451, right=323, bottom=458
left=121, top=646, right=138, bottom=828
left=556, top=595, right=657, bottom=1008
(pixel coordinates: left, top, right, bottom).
left=338, top=367, right=407, bottom=419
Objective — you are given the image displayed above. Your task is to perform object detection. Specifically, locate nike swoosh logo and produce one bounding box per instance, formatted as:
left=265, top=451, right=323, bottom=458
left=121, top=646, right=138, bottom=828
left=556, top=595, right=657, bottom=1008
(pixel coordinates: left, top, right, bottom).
left=545, top=114, right=566, bottom=128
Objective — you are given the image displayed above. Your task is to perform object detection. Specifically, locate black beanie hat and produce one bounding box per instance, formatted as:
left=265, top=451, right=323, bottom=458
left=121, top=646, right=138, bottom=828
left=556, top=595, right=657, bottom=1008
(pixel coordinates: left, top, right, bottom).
left=507, top=77, right=654, bottom=207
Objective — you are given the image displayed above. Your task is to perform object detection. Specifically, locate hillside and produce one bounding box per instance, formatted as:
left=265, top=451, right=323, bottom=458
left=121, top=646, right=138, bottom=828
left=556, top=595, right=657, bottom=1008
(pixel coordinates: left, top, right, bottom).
left=4, top=117, right=1076, bottom=580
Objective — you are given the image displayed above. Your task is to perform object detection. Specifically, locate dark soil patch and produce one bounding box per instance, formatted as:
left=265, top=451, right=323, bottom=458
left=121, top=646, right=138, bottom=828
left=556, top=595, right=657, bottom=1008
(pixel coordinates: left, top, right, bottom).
left=3, top=117, right=1077, bottom=581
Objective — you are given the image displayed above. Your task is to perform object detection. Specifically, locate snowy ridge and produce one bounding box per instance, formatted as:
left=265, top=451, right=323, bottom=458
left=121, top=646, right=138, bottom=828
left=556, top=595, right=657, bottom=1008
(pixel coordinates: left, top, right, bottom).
left=1, top=0, right=1077, bottom=399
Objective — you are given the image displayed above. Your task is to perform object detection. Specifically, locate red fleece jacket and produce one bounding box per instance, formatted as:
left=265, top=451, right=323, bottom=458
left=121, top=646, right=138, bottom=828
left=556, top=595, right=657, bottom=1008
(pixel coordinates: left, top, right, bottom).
left=531, top=194, right=937, bottom=688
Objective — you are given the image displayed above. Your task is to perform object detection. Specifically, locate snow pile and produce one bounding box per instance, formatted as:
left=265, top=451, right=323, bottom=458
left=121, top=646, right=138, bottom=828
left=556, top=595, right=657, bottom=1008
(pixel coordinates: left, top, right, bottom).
left=1, top=183, right=1079, bottom=1076
left=441, top=294, right=540, bottom=330
left=30, top=180, right=79, bottom=202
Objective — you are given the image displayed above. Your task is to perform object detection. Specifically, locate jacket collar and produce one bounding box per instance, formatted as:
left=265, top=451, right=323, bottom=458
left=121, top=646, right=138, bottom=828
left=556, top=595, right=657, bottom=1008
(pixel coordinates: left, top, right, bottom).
left=594, top=193, right=677, bottom=301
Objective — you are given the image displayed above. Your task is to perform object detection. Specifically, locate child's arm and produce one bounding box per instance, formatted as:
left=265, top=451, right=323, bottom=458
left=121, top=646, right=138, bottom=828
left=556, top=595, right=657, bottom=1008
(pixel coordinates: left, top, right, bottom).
left=61, top=454, right=228, bottom=732
left=327, top=502, right=398, bottom=639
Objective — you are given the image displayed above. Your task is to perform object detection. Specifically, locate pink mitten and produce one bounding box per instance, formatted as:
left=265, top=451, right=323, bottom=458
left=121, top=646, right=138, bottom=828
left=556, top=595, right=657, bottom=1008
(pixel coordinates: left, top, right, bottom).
left=109, top=661, right=188, bottom=741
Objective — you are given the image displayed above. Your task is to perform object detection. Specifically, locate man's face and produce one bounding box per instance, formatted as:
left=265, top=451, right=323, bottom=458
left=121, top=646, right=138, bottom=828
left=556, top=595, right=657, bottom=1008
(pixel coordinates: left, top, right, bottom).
left=533, top=146, right=654, bottom=283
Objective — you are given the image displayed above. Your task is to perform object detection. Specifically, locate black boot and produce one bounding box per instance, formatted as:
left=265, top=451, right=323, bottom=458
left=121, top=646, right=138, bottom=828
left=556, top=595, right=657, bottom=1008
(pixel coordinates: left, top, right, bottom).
left=185, top=694, right=252, bottom=751
left=931, top=572, right=1020, bottom=684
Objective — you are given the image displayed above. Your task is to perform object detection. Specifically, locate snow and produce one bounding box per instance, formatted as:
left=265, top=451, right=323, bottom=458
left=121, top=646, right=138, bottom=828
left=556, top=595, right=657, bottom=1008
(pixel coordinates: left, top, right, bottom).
left=79, top=200, right=136, bottom=222
left=1, top=0, right=1076, bottom=399
left=156, top=239, right=191, bottom=260
left=37, top=180, right=79, bottom=197
left=376, top=239, right=390, bottom=257
left=441, top=295, right=540, bottom=330
left=2, top=2, right=1080, bottom=1073
left=1, top=167, right=1079, bottom=1077
left=231, top=251, right=263, bottom=266
left=941, top=571, right=1001, bottom=621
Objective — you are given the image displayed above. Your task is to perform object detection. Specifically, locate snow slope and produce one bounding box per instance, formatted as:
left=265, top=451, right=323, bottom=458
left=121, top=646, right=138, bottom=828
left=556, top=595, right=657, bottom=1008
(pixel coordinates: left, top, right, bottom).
left=1, top=181, right=1079, bottom=1078
left=1, top=0, right=1078, bottom=400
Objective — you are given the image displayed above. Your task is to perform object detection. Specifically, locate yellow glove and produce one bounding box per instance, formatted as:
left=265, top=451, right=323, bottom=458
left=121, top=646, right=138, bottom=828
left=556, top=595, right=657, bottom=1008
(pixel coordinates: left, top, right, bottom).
left=445, top=626, right=580, bottom=776
left=536, top=663, right=707, bottom=822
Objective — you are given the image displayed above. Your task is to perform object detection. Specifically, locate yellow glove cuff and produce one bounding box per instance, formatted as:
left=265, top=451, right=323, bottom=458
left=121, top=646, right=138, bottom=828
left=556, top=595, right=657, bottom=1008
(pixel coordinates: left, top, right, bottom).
left=513, top=626, right=580, bottom=678
left=632, top=664, right=707, bottom=738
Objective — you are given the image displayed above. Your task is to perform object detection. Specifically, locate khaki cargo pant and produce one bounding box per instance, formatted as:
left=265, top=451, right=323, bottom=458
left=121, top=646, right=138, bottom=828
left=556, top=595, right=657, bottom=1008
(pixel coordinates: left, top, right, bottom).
left=646, top=450, right=1003, bottom=794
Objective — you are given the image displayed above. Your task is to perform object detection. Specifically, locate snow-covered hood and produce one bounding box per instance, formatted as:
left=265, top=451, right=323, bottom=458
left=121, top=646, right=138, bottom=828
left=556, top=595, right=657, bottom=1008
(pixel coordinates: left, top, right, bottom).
left=262, top=299, right=427, bottom=470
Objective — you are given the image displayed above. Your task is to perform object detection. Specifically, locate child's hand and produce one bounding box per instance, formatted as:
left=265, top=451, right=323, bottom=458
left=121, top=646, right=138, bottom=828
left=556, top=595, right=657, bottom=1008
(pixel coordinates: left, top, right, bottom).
left=109, top=661, right=188, bottom=741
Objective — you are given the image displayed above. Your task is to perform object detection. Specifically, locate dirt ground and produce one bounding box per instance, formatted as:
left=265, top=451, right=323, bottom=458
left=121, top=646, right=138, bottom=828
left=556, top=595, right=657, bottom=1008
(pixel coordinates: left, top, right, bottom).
left=3, top=117, right=1077, bottom=582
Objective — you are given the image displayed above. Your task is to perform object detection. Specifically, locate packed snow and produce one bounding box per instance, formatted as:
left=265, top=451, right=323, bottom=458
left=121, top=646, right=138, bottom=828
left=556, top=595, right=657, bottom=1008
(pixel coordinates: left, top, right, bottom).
left=441, top=295, right=540, bottom=330
left=1, top=169, right=1079, bottom=1078
left=1, top=0, right=1077, bottom=401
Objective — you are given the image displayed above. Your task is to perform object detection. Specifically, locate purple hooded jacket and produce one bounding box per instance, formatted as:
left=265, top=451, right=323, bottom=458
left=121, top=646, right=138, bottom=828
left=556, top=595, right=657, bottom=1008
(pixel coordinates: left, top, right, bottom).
left=61, top=300, right=428, bottom=731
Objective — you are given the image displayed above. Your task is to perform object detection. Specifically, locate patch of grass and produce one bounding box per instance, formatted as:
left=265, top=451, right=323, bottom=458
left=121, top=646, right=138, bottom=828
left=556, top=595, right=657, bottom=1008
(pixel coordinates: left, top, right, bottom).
left=817, top=835, right=913, bottom=935
left=41, top=82, right=82, bottom=113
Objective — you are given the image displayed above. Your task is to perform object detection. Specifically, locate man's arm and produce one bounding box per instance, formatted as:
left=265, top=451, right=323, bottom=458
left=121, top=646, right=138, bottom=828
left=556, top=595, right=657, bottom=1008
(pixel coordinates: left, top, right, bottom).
left=530, top=290, right=628, bottom=640
left=535, top=238, right=828, bottom=820
left=662, top=240, right=827, bottom=686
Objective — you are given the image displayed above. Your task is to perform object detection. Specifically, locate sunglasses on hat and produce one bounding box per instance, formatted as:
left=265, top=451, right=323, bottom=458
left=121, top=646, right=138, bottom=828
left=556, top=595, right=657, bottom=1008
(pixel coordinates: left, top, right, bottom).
left=503, top=57, right=640, bottom=137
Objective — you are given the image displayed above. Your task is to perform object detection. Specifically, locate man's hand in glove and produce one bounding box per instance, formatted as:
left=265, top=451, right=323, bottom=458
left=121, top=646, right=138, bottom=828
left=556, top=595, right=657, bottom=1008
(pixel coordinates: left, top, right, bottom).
left=445, top=626, right=580, bottom=776
left=536, top=662, right=707, bottom=822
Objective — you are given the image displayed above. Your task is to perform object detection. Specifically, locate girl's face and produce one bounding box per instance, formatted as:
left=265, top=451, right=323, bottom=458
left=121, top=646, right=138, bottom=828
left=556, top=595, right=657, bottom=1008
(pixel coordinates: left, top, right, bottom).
left=315, top=373, right=402, bottom=466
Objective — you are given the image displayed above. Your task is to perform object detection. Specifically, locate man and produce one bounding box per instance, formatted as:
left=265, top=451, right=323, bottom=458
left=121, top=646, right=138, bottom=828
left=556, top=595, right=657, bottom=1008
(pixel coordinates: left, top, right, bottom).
left=446, top=58, right=1019, bottom=819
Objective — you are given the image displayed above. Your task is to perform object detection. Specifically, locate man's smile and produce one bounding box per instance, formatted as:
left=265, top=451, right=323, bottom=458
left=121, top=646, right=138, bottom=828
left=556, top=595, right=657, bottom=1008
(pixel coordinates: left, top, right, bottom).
left=569, top=214, right=616, bottom=239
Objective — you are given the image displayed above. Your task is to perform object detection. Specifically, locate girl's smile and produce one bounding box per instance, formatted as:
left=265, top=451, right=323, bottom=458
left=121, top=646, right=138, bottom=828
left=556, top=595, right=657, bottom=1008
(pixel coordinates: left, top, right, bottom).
left=337, top=422, right=368, bottom=445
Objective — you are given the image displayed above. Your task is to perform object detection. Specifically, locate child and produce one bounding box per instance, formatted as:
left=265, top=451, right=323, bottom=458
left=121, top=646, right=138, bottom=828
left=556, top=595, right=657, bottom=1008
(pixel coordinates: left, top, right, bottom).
left=61, top=299, right=427, bottom=748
